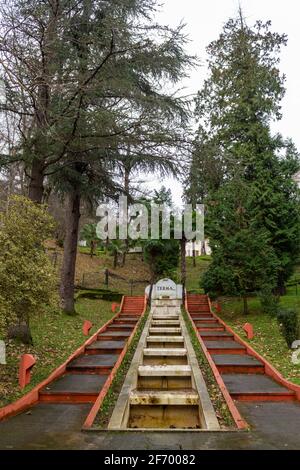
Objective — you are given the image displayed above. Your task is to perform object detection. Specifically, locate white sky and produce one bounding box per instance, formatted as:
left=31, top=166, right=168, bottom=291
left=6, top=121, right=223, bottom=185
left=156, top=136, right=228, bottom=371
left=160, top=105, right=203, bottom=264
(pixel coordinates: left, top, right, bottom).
left=143, top=0, right=300, bottom=207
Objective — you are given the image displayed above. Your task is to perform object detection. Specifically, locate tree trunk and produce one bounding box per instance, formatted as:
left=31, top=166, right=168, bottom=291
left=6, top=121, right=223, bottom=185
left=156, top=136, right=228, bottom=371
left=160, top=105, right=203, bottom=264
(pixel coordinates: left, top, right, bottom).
left=243, top=296, right=248, bottom=315
left=27, top=10, right=57, bottom=204
left=105, top=236, right=109, bottom=253
left=28, top=159, right=44, bottom=203
left=7, top=321, right=33, bottom=345
left=124, top=165, right=130, bottom=196
left=148, top=266, right=156, bottom=308
left=113, top=251, right=118, bottom=269
left=122, top=164, right=130, bottom=265
left=60, top=189, right=81, bottom=315
left=90, top=240, right=96, bottom=258
left=121, top=250, right=126, bottom=267
left=180, top=236, right=186, bottom=302
left=192, top=240, right=196, bottom=267
left=201, top=240, right=206, bottom=256
left=274, top=276, right=286, bottom=296
left=6, top=162, right=16, bottom=211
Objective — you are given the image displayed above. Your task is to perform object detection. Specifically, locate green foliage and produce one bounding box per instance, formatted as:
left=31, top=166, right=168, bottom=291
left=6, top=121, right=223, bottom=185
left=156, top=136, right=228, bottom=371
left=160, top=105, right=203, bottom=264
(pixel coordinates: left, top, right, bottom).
left=0, top=196, right=57, bottom=332
left=192, top=13, right=300, bottom=298
left=258, top=288, right=280, bottom=316
left=75, top=289, right=123, bottom=302
left=143, top=239, right=179, bottom=281
left=141, top=188, right=180, bottom=281
left=276, top=308, right=299, bottom=348
left=80, top=223, right=101, bottom=247
left=202, top=180, right=279, bottom=301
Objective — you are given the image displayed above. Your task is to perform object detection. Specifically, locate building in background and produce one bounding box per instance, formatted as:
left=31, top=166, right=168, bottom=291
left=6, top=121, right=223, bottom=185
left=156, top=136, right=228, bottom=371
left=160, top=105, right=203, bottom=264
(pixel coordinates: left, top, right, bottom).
left=293, top=171, right=300, bottom=188
left=185, top=240, right=211, bottom=257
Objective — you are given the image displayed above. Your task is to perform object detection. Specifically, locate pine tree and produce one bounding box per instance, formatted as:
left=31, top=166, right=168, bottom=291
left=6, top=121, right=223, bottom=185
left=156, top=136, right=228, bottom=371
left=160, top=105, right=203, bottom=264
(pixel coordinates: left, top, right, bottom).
left=192, top=12, right=300, bottom=302
left=0, top=1, right=195, bottom=314
left=51, top=0, right=194, bottom=313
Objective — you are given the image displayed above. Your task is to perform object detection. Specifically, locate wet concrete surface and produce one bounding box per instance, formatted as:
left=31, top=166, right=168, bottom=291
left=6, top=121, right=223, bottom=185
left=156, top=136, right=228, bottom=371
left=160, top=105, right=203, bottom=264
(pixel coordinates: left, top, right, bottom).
left=42, top=374, right=108, bottom=394
left=67, top=354, right=118, bottom=368
left=203, top=341, right=246, bottom=350
left=86, top=340, right=126, bottom=350
left=222, top=374, right=291, bottom=394
left=212, top=354, right=262, bottom=366
left=200, top=331, right=233, bottom=338
left=0, top=400, right=299, bottom=449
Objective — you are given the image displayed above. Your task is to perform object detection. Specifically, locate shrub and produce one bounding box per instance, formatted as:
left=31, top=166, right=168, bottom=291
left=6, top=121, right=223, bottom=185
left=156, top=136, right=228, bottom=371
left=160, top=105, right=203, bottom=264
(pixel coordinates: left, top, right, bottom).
left=258, top=288, right=279, bottom=316
left=0, top=196, right=57, bottom=343
left=276, top=308, right=299, bottom=348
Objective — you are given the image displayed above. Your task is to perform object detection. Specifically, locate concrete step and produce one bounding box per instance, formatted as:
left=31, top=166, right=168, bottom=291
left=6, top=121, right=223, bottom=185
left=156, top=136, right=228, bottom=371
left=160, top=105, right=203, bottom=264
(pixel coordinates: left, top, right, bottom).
left=120, top=308, right=142, bottom=312
left=188, top=305, right=210, bottom=309
left=143, top=348, right=187, bottom=356
left=123, top=305, right=144, bottom=307
left=149, top=327, right=182, bottom=334
left=85, top=340, right=125, bottom=354
left=204, top=340, right=246, bottom=354
left=114, top=319, right=138, bottom=324
left=200, top=331, right=234, bottom=340
left=147, top=336, right=184, bottom=343
left=189, top=306, right=210, bottom=311
left=191, top=315, right=213, bottom=320
left=221, top=373, right=296, bottom=400
left=98, top=331, right=131, bottom=341
left=106, top=324, right=133, bottom=331
left=138, top=365, right=192, bottom=377
left=198, top=324, right=224, bottom=332
left=151, top=320, right=180, bottom=325
left=67, top=353, right=118, bottom=373
left=212, top=354, right=264, bottom=374
left=130, top=389, right=199, bottom=405
left=122, top=310, right=143, bottom=314
left=116, top=313, right=140, bottom=323
left=39, top=374, right=108, bottom=403
left=194, top=319, right=216, bottom=324
left=195, top=321, right=220, bottom=327
left=192, top=314, right=214, bottom=319
left=152, top=314, right=179, bottom=319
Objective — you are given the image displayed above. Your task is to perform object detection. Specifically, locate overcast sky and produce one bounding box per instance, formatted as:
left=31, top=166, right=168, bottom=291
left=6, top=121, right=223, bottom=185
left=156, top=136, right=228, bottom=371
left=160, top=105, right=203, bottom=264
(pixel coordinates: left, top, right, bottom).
left=143, top=0, right=300, bottom=207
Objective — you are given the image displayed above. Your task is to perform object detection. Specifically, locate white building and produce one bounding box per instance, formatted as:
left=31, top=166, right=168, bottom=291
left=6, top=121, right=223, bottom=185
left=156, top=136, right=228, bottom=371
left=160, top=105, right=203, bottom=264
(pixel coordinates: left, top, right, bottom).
left=293, top=171, right=300, bottom=188
left=185, top=240, right=211, bottom=257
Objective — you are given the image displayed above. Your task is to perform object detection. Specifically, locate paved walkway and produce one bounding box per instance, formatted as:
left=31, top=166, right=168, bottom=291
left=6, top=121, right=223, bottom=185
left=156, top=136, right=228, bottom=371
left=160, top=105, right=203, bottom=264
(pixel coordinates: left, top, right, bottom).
left=0, top=401, right=299, bottom=449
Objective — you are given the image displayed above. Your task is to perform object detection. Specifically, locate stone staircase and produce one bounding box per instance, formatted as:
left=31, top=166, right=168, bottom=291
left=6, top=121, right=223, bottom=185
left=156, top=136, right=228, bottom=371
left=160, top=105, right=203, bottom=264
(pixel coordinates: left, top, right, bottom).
left=38, top=296, right=145, bottom=405
left=186, top=294, right=297, bottom=402
left=109, top=299, right=219, bottom=430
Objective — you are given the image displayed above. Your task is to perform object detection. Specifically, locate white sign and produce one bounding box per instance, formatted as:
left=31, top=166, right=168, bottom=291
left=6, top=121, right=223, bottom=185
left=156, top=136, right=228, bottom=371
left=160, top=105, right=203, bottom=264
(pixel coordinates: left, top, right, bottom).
left=291, top=340, right=300, bottom=365
left=145, top=278, right=183, bottom=300
left=0, top=340, right=6, bottom=365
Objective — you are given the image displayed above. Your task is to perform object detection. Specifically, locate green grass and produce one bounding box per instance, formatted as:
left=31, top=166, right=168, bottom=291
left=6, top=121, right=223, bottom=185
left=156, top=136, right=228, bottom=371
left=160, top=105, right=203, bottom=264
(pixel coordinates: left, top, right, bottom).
left=0, top=298, right=115, bottom=407
left=218, top=297, right=300, bottom=385
left=183, top=256, right=211, bottom=292
left=78, top=246, right=105, bottom=256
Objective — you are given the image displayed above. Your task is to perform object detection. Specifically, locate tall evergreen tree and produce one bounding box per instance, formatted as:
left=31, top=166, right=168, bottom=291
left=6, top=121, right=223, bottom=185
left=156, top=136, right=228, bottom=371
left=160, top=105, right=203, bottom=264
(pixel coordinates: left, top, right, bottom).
left=192, top=12, right=300, bottom=302
left=1, top=1, right=195, bottom=313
